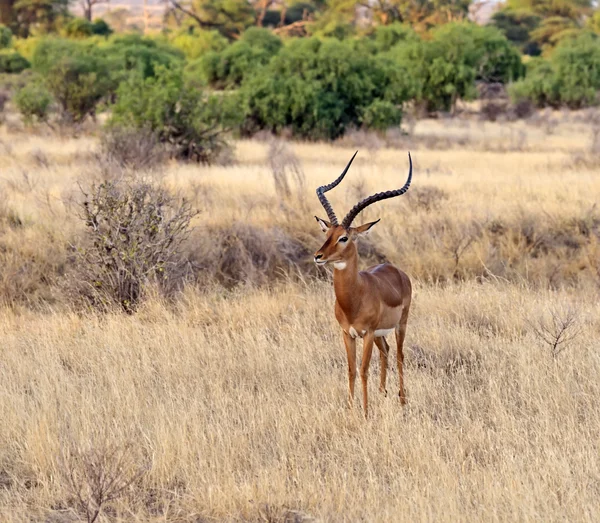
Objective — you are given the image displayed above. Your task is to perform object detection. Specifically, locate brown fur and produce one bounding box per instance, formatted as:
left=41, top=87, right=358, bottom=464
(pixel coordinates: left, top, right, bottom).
left=315, top=220, right=412, bottom=416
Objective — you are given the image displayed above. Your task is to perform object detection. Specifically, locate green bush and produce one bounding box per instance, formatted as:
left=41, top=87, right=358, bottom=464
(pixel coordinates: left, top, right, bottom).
left=170, top=29, right=227, bottom=60
left=102, top=35, right=184, bottom=84
left=14, top=82, right=53, bottom=123
left=387, top=22, right=523, bottom=112
left=0, top=25, right=12, bottom=49
left=369, top=23, right=419, bottom=53
left=60, top=17, right=94, bottom=38
left=241, top=38, right=413, bottom=139
left=195, top=27, right=281, bottom=89
left=0, top=50, right=30, bottom=73
left=111, top=67, right=239, bottom=163
left=360, top=99, right=402, bottom=130
left=509, top=33, right=600, bottom=108
left=91, top=19, right=112, bottom=36
left=33, top=39, right=112, bottom=122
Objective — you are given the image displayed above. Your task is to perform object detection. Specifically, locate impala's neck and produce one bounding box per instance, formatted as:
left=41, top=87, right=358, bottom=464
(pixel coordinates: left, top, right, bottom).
left=333, top=243, right=362, bottom=315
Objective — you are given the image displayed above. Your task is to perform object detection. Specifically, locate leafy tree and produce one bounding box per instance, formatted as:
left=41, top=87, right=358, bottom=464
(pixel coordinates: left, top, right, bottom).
left=60, top=17, right=94, bottom=38
left=111, top=66, right=240, bottom=162
left=491, top=9, right=542, bottom=55
left=91, top=18, right=112, bottom=36
left=509, top=33, right=600, bottom=108
left=195, top=26, right=281, bottom=88
left=388, top=23, right=523, bottom=112
left=241, top=37, right=413, bottom=139
left=101, top=34, right=184, bottom=85
left=166, top=0, right=254, bottom=39
left=170, top=28, right=227, bottom=59
left=368, top=22, right=419, bottom=53
left=33, top=38, right=112, bottom=122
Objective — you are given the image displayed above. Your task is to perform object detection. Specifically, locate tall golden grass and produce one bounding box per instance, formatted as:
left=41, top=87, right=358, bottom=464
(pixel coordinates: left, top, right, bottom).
left=0, top=115, right=599, bottom=521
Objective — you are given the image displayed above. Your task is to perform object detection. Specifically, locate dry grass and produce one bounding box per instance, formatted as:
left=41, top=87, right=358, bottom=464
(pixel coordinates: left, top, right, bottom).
left=1, top=116, right=600, bottom=521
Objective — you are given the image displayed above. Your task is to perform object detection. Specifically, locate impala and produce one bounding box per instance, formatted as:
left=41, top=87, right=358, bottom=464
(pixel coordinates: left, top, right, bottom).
left=314, top=151, right=413, bottom=416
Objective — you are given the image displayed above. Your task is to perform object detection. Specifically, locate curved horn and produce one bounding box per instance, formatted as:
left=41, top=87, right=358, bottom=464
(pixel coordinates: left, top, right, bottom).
left=341, top=152, right=412, bottom=229
left=316, top=151, right=358, bottom=225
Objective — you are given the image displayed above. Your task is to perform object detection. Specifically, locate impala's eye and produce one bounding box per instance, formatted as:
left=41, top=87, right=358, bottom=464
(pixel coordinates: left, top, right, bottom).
left=338, top=236, right=348, bottom=243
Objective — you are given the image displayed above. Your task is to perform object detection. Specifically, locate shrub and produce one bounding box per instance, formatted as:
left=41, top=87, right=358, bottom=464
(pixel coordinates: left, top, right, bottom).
left=111, top=67, right=239, bottom=163
left=170, top=29, right=228, bottom=60
left=75, top=176, right=196, bottom=312
left=196, top=27, right=281, bottom=89
left=33, top=39, right=112, bottom=122
left=98, top=126, right=167, bottom=172
left=102, top=35, right=184, bottom=84
left=241, top=38, right=413, bottom=139
left=509, top=33, right=600, bottom=109
left=0, top=50, right=30, bottom=73
left=388, top=22, right=523, bottom=112
left=14, top=82, right=53, bottom=123
left=60, top=17, right=94, bottom=38
left=361, top=99, right=402, bottom=130
left=0, top=25, right=12, bottom=49
left=369, top=23, right=419, bottom=53
left=91, top=18, right=112, bottom=36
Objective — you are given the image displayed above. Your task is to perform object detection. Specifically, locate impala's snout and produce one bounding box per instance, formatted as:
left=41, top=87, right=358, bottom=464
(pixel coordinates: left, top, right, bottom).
left=314, top=253, right=327, bottom=265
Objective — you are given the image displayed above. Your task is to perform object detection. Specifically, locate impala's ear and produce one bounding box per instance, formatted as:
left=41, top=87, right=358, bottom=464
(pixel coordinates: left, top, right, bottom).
left=315, top=216, right=332, bottom=233
left=351, top=219, right=380, bottom=237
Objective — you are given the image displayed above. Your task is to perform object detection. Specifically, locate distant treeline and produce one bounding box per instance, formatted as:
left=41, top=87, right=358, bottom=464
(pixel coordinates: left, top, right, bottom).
left=0, top=0, right=599, bottom=154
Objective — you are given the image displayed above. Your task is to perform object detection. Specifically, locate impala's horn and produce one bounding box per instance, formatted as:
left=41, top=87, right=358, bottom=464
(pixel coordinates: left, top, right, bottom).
left=315, top=151, right=358, bottom=225
left=341, top=152, right=412, bottom=229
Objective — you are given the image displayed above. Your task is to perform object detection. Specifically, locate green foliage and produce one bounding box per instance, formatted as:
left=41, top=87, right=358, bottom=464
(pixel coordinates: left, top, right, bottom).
left=186, top=0, right=254, bottom=38
left=241, top=38, right=411, bottom=139
left=369, top=23, right=419, bottom=53
left=101, top=35, right=184, bottom=84
left=0, top=24, right=11, bottom=48
left=33, top=39, right=112, bottom=122
left=492, top=9, right=542, bottom=55
left=360, top=99, right=402, bottom=130
left=509, top=33, right=600, bottom=108
left=195, top=27, right=281, bottom=89
left=14, top=81, right=52, bottom=122
left=509, top=57, right=559, bottom=107
left=0, top=49, right=29, bottom=72
left=60, top=17, right=94, bottom=38
left=91, top=19, right=112, bottom=36
left=170, top=29, right=227, bottom=60
left=388, top=22, right=523, bottom=112
left=111, top=66, right=239, bottom=163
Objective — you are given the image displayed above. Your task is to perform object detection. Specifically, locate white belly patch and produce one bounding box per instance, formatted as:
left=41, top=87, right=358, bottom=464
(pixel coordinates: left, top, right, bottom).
left=374, top=328, right=395, bottom=337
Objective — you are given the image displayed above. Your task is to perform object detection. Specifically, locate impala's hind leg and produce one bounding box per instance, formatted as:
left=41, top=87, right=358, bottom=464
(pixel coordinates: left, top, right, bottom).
left=395, top=307, right=410, bottom=405
left=374, top=336, right=390, bottom=395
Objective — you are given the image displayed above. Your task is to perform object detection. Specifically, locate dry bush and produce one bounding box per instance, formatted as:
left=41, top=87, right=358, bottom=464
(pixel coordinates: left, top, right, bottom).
left=98, top=127, right=168, bottom=172
left=405, top=185, right=448, bottom=212
left=60, top=441, right=148, bottom=523
left=478, top=83, right=509, bottom=122
left=528, top=306, right=582, bottom=359
left=188, top=223, right=316, bottom=287
left=71, top=176, right=196, bottom=312
left=268, top=139, right=307, bottom=215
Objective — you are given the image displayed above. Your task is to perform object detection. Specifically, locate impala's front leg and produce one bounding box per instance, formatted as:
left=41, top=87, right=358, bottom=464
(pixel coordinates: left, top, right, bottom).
left=360, top=332, right=375, bottom=417
left=342, top=331, right=357, bottom=407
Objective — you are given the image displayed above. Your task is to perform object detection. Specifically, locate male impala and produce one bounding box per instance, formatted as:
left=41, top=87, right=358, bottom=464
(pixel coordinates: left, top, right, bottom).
left=314, top=151, right=413, bottom=416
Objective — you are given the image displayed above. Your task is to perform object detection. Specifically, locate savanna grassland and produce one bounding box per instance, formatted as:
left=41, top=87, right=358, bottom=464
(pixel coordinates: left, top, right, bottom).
left=1, top=115, right=600, bottom=522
